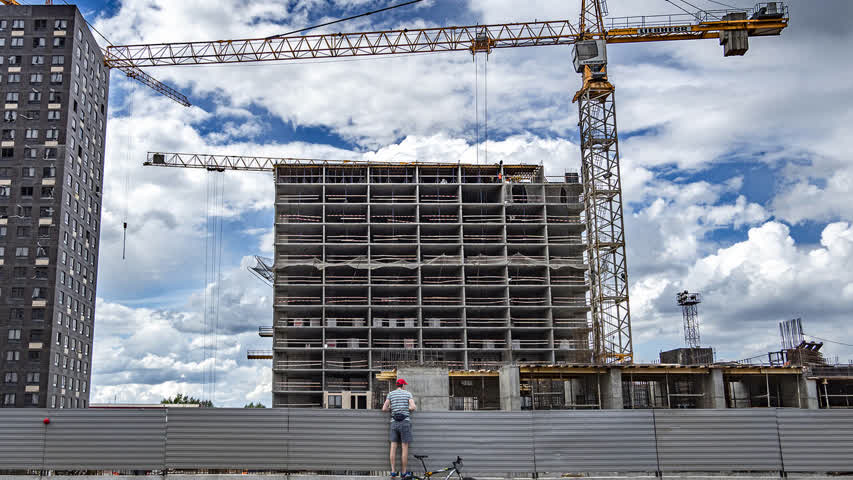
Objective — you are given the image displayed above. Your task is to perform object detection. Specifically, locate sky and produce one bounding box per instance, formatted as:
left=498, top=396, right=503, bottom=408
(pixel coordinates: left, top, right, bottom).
left=60, top=0, right=853, bottom=407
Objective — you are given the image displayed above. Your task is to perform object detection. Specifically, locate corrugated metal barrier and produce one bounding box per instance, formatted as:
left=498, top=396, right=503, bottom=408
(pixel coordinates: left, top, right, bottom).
left=1, top=409, right=852, bottom=473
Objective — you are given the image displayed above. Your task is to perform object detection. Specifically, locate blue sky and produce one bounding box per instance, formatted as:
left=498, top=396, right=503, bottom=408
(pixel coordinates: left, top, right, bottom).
left=66, top=0, right=853, bottom=406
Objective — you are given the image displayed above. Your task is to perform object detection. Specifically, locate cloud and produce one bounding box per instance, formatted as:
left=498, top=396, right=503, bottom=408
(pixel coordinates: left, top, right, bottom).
left=86, top=0, right=853, bottom=405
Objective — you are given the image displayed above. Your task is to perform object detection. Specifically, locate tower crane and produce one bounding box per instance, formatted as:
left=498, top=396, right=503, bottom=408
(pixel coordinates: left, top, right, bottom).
left=129, top=2, right=788, bottom=364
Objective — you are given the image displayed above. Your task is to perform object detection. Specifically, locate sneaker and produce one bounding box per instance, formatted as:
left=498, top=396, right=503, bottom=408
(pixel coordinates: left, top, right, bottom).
left=391, top=472, right=399, bottom=478
left=403, top=472, right=414, bottom=478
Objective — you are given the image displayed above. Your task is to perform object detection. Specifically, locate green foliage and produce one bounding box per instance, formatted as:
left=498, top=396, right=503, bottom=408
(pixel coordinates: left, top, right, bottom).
left=243, top=402, right=267, bottom=408
left=161, top=393, right=214, bottom=408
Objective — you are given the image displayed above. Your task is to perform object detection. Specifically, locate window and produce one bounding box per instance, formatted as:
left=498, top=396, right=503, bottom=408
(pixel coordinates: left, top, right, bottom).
left=41, top=186, right=54, bottom=199
left=12, top=20, right=25, bottom=29
left=3, top=111, right=16, bottom=122
left=20, top=186, right=34, bottom=198
left=55, top=20, right=68, bottom=30
left=7, top=329, right=21, bottom=341
left=10, top=287, right=24, bottom=299
left=53, top=37, right=66, bottom=48
left=5, top=92, right=19, bottom=102
left=50, top=73, right=63, bottom=84
left=39, top=207, right=53, bottom=218
left=13, top=267, right=26, bottom=279
left=11, top=38, right=23, bottom=48
left=26, top=393, right=39, bottom=406
left=52, top=54, right=64, bottom=65
left=48, top=110, right=61, bottom=121
left=22, top=166, right=35, bottom=177
left=0, top=185, right=10, bottom=196
left=8, top=55, right=22, bottom=65
left=5, top=372, right=19, bottom=384
left=0, top=20, right=6, bottom=30
left=51, top=395, right=56, bottom=408
left=30, top=72, right=43, bottom=84
left=49, top=91, right=61, bottom=103
left=7, top=73, right=20, bottom=84
left=33, top=38, right=46, bottom=49
left=3, top=393, right=15, bottom=406
left=32, top=288, right=47, bottom=300
left=28, top=351, right=39, bottom=361
left=34, top=19, right=47, bottom=30
left=45, top=128, right=59, bottom=140
left=1, top=129, right=14, bottom=140
left=16, top=226, right=30, bottom=237
left=15, top=247, right=29, bottom=257
left=36, top=246, right=48, bottom=259
left=25, top=128, right=38, bottom=139
left=6, top=351, right=20, bottom=362
left=29, top=91, right=42, bottom=103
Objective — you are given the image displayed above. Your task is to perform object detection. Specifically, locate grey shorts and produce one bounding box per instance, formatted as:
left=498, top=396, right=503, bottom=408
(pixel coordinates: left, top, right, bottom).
left=390, top=420, right=413, bottom=444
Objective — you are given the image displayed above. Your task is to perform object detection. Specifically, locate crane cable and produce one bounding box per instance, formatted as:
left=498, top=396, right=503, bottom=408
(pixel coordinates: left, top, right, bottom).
left=203, top=170, right=226, bottom=405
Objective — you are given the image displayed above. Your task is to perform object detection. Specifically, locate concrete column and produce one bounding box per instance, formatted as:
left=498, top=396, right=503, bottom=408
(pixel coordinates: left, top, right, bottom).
left=798, top=374, right=820, bottom=409
left=396, top=367, right=449, bottom=411
left=600, top=367, right=623, bottom=409
left=498, top=365, right=521, bottom=411
left=701, top=368, right=727, bottom=409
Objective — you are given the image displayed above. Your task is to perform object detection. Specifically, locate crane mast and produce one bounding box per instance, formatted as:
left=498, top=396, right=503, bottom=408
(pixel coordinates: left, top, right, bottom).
left=574, top=0, right=632, bottom=363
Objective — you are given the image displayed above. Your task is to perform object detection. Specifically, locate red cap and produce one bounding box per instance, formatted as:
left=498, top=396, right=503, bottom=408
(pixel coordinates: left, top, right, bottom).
left=396, top=378, right=408, bottom=386
left=43, top=418, right=50, bottom=425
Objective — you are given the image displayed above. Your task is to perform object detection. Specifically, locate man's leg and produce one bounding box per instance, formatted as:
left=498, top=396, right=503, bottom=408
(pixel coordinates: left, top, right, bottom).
left=401, top=442, right=409, bottom=474
left=389, top=442, right=398, bottom=474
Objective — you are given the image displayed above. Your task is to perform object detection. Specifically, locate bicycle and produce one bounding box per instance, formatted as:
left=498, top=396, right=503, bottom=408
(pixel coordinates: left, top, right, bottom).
left=406, top=454, right=465, bottom=480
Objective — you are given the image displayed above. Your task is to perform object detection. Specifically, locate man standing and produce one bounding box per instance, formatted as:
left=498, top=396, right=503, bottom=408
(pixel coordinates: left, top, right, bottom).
left=382, top=378, right=416, bottom=478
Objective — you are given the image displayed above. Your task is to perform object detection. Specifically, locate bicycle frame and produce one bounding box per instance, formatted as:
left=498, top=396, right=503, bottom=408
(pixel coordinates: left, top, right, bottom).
left=411, top=456, right=463, bottom=480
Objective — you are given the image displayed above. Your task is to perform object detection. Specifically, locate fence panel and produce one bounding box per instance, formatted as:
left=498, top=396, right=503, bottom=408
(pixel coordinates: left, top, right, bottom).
left=0, top=410, right=46, bottom=469
left=43, top=409, right=166, bottom=470
left=778, top=409, right=853, bottom=472
left=415, top=412, right=535, bottom=473
left=654, top=409, right=782, bottom=472
left=165, top=409, right=287, bottom=470
left=287, top=409, right=387, bottom=471
left=533, top=410, right=658, bottom=472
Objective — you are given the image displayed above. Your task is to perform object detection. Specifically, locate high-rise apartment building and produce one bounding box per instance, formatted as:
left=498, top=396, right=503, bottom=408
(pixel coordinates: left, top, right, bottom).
left=0, top=5, right=109, bottom=408
left=272, top=161, right=590, bottom=408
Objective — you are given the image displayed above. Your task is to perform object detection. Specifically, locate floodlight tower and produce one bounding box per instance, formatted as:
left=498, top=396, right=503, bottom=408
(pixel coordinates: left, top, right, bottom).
left=676, top=291, right=702, bottom=348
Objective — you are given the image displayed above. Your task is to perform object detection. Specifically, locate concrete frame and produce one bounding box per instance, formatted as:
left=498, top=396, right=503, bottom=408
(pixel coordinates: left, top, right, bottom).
left=271, top=163, right=590, bottom=407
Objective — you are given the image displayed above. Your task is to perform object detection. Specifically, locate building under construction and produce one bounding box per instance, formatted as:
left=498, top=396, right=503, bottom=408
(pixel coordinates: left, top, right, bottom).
left=267, top=161, right=588, bottom=408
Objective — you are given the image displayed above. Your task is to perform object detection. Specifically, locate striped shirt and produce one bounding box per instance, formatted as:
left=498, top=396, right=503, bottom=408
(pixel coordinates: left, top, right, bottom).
left=387, top=389, right=413, bottom=422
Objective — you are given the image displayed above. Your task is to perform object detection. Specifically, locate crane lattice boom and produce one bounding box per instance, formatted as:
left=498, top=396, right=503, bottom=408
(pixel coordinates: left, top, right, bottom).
left=106, top=9, right=786, bottom=68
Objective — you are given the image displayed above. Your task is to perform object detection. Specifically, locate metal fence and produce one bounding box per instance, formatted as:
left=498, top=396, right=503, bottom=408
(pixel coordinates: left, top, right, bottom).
left=1, top=409, right=852, bottom=474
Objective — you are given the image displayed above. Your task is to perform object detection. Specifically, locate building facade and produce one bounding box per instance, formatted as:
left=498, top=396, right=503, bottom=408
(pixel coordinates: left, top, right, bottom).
left=0, top=5, right=108, bottom=408
left=271, top=162, right=590, bottom=408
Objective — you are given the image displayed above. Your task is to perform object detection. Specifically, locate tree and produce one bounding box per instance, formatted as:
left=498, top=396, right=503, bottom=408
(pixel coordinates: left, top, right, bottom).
left=161, top=393, right=214, bottom=408
left=244, top=402, right=267, bottom=408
